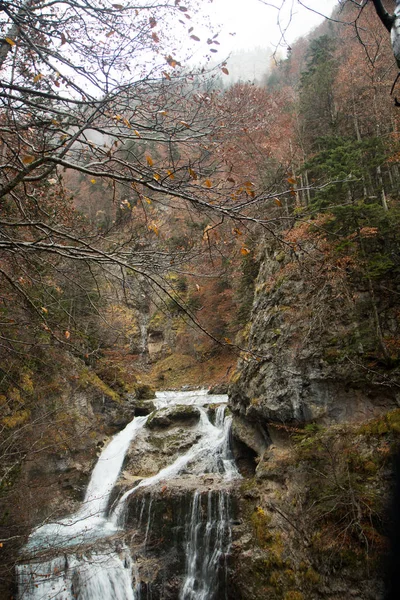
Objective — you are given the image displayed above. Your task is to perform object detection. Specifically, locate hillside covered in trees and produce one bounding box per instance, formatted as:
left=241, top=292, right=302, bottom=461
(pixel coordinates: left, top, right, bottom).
left=2, top=0, right=400, bottom=598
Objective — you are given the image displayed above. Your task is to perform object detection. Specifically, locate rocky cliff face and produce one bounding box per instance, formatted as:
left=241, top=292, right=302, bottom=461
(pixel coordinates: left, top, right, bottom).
left=227, top=239, right=400, bottom=600
left=230, top=242, right=400, bottom=432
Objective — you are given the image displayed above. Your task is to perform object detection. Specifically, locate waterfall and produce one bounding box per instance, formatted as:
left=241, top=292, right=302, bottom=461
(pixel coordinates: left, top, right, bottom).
left=180, top=490, right=232, bottom=600
left=17, top=416, right=148, bottom=599
left=17, top=389, right=239, bottom=600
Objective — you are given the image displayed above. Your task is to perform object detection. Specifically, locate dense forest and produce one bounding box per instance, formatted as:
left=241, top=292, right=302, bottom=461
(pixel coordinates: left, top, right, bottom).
left=2, top=0, right=400, bottom=598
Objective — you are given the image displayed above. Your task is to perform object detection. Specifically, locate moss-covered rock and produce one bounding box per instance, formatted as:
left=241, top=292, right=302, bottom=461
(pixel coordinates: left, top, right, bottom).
left=146, top=405, right=200, bottom=429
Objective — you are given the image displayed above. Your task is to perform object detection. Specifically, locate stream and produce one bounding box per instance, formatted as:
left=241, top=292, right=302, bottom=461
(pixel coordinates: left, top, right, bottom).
left=16, top=390, right=240, bottom=600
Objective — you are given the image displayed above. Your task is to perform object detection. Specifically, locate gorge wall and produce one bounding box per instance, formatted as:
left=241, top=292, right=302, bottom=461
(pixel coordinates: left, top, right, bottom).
left=227, top=237, right=400, bottom=600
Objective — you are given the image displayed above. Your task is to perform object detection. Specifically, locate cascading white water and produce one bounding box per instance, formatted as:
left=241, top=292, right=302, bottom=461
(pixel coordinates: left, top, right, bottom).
left=180, top=490, right=232, bottom=600
left=17, top=389, right=239, bottom=600
left=17, top=416, right=148, bottom=600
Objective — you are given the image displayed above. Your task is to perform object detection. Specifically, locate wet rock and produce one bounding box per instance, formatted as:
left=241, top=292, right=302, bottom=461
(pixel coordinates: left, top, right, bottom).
left=146, top=405, right=200, bottom=429
left=231, top=415, right=270, bottom=456
left=208, top=383, right=228, bottom=394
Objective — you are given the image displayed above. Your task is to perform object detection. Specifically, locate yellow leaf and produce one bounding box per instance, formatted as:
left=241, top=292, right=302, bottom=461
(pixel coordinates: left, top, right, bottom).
left=167, top=170, right=175, bottom=179
left=22, top=155, right=35, bottom=165
left=240, top=247, right=251, bottom=256
left=274, top=198, right=282, bottom=206
left=90, top=179, right=96, bottom=184
left=148, top=223, right=159, bottom=235
left=41, top=307, right=48, bottom=313
left=233, top=228, right=243, bottom=236
left=134, top=130, right=141, bottom=137
left=0, top=542, right=3, bottom=548
left=5, top=37, right=15, bottom=46
left=123, top=117, right=131, bottom=128
left=65, top=330, right=70, bottom=339
left=146, top=155, right=153, bottom=167
left=203, top=224, right=212, bottom=240
left=204, top=179, right=212, bottom=188
left=114, top=114, right=122, bottom=121
left=163, top=71, right=172, bottom=81
left=188, top=167, right=197, bottom=180
left=180, top=120, right=190, bottom=128
left=33, top=73, right=43, bottom=83
left=144, top=197, right=152, bottom=204
left=287, top=177, right=297, bottom=185
left=224, top=337, right=232, bottom=344
left=153, top=173, right=161, bottom=181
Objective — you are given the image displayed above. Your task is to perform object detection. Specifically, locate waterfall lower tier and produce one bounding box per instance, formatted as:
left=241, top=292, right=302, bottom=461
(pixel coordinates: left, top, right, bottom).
left=17, top=543, right=135, bottom=600
left=181, top=490, right=232, bottom=600
left=126, top=484, right=237, bottom=600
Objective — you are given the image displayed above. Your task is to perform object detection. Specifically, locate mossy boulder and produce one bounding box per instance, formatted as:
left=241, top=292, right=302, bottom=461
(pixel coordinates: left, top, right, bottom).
left=135, top=383, right=156, bottom=400
left=146, top=405, right=200, bottom=429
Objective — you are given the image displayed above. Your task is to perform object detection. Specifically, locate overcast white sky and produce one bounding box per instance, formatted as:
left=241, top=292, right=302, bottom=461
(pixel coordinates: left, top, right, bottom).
left=205, top=0, right=339, bottom=54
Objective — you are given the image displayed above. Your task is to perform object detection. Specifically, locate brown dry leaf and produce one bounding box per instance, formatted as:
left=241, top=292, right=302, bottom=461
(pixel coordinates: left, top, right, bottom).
left=5, top=37, right=15, bottom=46
left=240, top=247, right=251, bottom=256
left=22, top=155, right=35, bottom=165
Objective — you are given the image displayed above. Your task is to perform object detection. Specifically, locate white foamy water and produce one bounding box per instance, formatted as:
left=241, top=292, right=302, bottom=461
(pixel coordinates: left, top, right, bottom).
left=17, top=390, right=239, bottom=600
